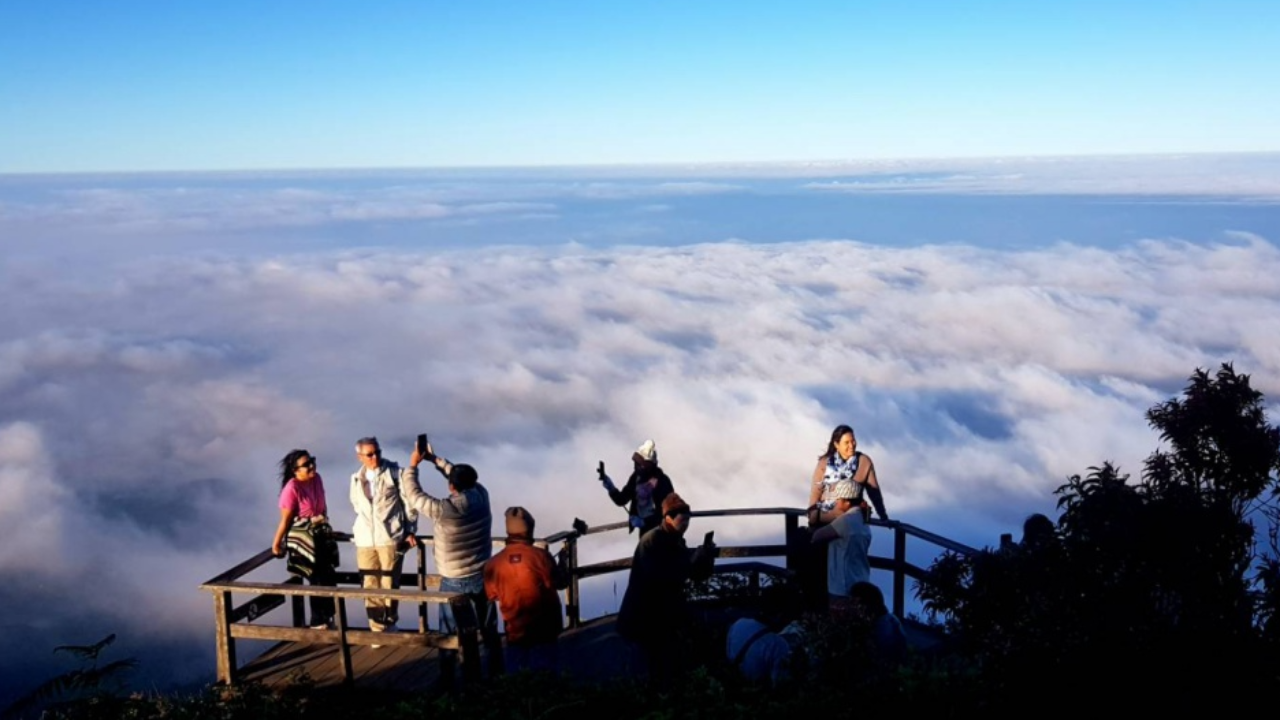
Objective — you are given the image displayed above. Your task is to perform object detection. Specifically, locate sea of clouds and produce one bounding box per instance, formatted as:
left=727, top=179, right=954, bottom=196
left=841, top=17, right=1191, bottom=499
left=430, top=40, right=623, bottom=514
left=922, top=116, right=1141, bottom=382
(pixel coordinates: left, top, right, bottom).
left=1, top=153, right=1278, bottom=700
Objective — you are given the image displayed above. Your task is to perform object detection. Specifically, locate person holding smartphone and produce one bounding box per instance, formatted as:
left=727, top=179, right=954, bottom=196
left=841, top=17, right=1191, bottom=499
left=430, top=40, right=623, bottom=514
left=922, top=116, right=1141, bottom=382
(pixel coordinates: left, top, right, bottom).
left=597, top=439, right=675, bottom=537
left=616, top=492, right=716, bottom=688
left=402, top=437, right=503, bottom=676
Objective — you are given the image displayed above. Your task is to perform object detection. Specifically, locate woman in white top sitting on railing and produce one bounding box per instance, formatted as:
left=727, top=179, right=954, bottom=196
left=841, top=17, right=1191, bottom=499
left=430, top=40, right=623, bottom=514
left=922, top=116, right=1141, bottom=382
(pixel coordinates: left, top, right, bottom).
left=807, top=424, right=888, bottom=527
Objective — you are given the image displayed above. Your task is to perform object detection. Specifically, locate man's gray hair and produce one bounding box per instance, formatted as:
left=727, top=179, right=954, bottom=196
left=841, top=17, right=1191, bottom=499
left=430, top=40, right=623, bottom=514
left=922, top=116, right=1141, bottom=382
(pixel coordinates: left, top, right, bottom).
left=355, top=436, right=380, bottom=451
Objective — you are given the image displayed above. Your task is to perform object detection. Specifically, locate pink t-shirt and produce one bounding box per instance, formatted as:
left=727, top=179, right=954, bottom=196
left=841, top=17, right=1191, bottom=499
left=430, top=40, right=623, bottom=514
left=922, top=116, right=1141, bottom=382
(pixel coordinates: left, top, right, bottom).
left=279, top=475, right=328, bottom=519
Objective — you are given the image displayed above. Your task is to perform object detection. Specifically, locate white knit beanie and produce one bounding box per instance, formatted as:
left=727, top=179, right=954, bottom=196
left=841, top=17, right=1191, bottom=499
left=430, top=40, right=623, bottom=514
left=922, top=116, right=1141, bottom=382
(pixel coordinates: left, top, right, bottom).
left=635, top=439, right=658, bottom=463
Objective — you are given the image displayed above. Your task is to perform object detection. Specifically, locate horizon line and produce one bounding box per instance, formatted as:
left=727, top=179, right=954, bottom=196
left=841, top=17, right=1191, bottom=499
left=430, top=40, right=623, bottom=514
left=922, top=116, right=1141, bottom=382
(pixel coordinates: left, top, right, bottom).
left=5, top=149, right=1279, bottom=180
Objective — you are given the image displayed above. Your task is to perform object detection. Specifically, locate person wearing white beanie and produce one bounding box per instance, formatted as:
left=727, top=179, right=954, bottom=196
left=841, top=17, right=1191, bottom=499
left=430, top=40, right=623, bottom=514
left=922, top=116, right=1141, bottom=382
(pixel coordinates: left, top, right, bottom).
left=596, top=438, right=675, bottom=536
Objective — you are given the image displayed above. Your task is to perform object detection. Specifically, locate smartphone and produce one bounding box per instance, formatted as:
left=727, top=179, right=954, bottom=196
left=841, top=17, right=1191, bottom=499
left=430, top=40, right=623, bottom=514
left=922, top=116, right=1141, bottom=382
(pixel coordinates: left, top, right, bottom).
left=416, top=433, right=428, bottom=455
left=597, top=461, right=605, bottom=479
left=704, top=531, right=715, bottom=545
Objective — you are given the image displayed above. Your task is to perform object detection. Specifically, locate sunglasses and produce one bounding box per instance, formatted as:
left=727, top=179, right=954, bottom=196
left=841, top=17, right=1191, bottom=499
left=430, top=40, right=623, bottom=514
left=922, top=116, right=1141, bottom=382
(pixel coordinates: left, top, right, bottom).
left=665, top=508, right=691, bottom=519
left=295, top=458, right=316, bottom=470
left=358, top=451, right=380, bottom=458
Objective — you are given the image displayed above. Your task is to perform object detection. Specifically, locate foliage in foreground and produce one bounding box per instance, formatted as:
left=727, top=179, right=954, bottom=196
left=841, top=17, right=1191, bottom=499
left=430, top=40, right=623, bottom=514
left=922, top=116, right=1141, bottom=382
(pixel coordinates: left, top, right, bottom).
left=917, top=363, right=1280, bottom=707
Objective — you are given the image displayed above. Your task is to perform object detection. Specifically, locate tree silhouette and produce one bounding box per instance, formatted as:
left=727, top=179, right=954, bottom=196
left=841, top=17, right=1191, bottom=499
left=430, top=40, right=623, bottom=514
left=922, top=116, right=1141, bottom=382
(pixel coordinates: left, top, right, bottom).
left=917, top=363, right=1280, bottom=709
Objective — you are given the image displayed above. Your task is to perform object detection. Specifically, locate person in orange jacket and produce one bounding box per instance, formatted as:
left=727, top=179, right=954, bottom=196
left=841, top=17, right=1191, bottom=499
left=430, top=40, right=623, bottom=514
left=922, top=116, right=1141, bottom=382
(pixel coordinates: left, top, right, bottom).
left=483, top=506, right=571, bottom=673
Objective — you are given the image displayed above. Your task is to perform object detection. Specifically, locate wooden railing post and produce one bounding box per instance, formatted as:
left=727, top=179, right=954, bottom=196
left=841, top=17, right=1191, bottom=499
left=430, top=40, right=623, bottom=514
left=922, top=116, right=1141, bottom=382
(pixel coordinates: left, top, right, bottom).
left=417, top=541, right=428, bottom=633
left=335, top=596, right=353, bottom=684
left=783, top=512, right=799, bottom=572
left=291, top=584, right=305, bottom=628
left=893, top=524, right=906, bottom=618
left=213, top=590, right=237, bottom=686
left=565, top=536, right=580, bottom=629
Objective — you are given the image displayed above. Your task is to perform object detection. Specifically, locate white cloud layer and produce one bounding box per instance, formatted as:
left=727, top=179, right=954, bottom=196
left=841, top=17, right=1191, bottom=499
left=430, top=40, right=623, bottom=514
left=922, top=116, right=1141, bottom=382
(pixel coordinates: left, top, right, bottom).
left=1, top=167, right=1278, bottom=699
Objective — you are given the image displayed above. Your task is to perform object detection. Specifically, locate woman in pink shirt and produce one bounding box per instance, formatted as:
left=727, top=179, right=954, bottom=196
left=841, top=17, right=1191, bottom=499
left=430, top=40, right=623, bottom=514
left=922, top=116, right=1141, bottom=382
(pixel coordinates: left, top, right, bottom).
left=272, top=449, right=337, bottom=628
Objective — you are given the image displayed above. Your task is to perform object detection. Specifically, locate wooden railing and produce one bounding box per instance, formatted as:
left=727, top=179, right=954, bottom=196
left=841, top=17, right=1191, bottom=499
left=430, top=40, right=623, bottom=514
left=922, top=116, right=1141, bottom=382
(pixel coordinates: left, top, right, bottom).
left=201, top=508, right=976, bottom=686
left=546, top=507, right=978, bottom=626
left=199, top=536, right=481, bottom=688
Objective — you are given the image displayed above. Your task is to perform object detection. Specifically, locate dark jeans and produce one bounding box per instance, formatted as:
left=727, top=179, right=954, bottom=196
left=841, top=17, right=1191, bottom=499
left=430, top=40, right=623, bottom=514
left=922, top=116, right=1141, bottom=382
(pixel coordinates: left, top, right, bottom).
left=307, top=562, right=337, bottom=625
left=440, top=574, right=504, bottom=676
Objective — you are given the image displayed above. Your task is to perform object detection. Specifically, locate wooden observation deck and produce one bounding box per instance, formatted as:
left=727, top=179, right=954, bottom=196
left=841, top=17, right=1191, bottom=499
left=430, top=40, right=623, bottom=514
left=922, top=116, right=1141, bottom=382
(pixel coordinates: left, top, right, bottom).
left=200, top=508, right=976, bottom=691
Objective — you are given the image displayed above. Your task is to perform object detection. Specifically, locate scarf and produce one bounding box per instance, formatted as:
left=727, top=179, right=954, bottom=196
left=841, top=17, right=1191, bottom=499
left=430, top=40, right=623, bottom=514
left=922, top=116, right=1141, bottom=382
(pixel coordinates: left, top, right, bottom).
left=819, top=453, right=862, bottom=510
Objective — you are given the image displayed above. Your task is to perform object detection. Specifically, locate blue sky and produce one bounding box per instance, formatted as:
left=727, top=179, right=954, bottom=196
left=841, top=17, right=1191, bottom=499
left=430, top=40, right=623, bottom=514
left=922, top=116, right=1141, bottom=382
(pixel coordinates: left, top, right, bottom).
left=3, top=1, right=1278, bottom=172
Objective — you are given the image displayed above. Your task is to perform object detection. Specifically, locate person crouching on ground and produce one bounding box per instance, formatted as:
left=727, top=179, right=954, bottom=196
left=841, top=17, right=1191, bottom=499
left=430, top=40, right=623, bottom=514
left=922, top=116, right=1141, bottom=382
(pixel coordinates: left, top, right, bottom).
left=849, top=581, right=908, bottom=668
left=483, top=506, right=571, bottom=674
left=350, top=437, right=417, bottom=642
left=616, top=492, right=716, bottom=687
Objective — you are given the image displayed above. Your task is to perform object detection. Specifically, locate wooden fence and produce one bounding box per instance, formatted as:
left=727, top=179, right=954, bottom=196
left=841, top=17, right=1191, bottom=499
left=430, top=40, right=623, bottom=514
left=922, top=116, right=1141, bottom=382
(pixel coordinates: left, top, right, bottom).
left=200, top=507, right=977, bottom=686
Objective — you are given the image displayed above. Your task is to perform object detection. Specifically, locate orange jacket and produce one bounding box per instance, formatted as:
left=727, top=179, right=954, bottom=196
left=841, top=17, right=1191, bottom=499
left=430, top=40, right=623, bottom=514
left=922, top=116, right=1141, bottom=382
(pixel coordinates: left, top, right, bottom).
left=483, top=537, right=569, bottom=645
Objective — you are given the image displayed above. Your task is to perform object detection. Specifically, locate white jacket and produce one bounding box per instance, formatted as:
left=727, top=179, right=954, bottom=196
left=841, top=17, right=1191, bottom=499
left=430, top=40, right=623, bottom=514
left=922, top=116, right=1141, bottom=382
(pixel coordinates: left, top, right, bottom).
left=349, top=460, right=417, bottom=548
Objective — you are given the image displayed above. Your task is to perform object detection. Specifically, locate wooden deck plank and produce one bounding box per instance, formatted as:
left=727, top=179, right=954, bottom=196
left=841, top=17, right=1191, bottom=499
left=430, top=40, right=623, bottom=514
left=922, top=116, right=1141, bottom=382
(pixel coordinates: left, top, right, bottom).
left=237, top=635, right=447, bottom=691
left=234, top=611, right=948, bottom=694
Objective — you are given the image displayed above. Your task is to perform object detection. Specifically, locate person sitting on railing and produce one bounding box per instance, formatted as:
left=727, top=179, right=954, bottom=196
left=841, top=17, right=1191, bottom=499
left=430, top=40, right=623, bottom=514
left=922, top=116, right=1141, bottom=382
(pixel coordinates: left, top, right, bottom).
left=483, top=507, right=571, bottom=673
left=807, top=424, right=888, bottom=527
left=811, top=482, right=872, bottom=616
left=597, top=438, right=675, bottom=537
left=616, top=492, right=716, bottom=688
left=349, top=436, right=418, bottom=643
left=271, top=449, right=338, bottom=630
left=403, top=439, right=502, bottom=676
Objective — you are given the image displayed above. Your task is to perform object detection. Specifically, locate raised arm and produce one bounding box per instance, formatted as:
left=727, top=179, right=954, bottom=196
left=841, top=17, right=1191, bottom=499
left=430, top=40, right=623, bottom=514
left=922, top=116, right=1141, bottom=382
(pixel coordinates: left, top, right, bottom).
left=690, top=538, right=717, bottom=582
left=603, top=470, right=635, bottom=507
left=402, top=447, right=448, bottom=520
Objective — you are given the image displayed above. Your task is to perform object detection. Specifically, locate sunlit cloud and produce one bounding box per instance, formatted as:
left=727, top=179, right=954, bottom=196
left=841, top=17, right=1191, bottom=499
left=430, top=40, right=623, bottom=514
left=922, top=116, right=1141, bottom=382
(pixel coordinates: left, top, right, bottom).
left=2, top=160, right=1278, bottom=699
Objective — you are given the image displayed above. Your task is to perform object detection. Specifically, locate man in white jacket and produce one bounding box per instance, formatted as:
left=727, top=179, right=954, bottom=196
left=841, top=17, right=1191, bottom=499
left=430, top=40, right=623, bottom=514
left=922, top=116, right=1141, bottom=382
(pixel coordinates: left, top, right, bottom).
left=350, top=437, right=417, bottom=638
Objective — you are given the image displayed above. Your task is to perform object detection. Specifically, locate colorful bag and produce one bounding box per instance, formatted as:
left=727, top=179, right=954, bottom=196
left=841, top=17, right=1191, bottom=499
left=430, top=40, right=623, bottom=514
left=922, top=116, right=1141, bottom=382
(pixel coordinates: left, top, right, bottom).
left=285, top=518, right=339, bottom=578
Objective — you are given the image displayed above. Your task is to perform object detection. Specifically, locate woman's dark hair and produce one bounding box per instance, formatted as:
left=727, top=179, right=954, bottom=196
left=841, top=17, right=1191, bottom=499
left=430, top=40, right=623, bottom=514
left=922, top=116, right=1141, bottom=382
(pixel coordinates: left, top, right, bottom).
left=821, top=424, right=856, bottom=459
left=279, top=449, right=312, bottom=489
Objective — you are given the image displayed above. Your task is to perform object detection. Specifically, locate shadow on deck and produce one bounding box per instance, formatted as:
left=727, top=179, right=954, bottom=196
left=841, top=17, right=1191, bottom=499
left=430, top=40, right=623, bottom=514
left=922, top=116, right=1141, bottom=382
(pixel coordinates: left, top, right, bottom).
left=237, top=614, right=639, bottom=691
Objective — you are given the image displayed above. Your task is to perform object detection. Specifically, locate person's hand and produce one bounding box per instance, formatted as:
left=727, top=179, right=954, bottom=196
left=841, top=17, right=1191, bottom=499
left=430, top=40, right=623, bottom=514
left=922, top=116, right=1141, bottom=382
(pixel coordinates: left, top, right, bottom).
left=628, top=515, right=645, bottom=530
left=410, top=446, right=424, bottom=467
left=272, top=541, right=284, bottom=557
left=405, top=534, right=418, bottom=548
